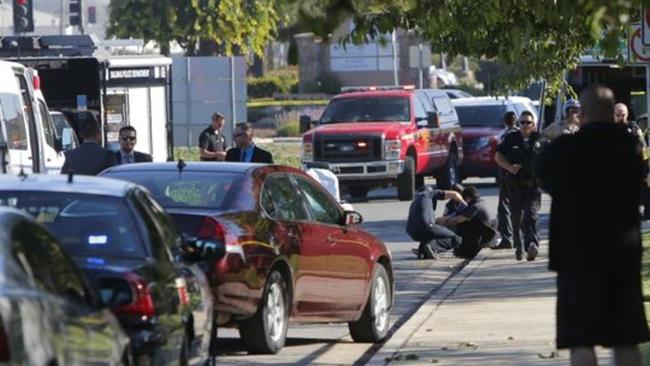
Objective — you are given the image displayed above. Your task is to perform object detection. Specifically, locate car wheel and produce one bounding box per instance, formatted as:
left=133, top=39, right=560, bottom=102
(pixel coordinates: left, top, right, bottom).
left=436, top=152, right=458, bottom=189
left=397, top=156, right=415, bottom=201
left=239, top=271, right=289, bottom=354
left=348, top=185, right=369, bottom=199
left=348, top=264, right=391, bottom=342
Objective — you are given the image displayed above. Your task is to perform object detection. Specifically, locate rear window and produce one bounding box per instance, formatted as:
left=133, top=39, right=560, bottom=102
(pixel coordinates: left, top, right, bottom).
left=102, top=171, right=243, bottom=209
left=455, top=105, right=507, bottom=127
left=320, top=96, right=410, bottom=124
left=0, top=191, right=146, bottom=258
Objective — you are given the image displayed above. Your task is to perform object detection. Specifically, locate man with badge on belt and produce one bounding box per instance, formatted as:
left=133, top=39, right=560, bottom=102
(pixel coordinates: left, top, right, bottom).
left=198, top=112, right=228, bottom=161
left=494, top=110, right=543, bottom=261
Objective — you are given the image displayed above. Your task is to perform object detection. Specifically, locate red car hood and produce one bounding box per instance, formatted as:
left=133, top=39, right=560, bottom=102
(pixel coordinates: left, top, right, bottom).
left=461, top=127, right=504, bottom=139
left=314, top=122, right=409, bottom=137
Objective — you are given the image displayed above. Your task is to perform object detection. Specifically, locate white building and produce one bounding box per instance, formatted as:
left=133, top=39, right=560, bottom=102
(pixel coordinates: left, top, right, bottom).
left=0, top=0, right=110, bottom=39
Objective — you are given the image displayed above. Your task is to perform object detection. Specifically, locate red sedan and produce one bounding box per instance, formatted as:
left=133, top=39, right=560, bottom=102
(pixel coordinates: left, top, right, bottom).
left=101, top=162, right=394, bottom=354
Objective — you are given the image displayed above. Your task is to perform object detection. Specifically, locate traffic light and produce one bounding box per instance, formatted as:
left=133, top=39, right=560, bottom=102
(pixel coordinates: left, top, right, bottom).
left=13, top=0, right=34, bottom=34
left=69, top=0, right=83, bottom=27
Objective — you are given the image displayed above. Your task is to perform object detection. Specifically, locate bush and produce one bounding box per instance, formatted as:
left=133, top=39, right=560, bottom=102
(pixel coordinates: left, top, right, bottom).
left=303, top=72, right=342, bottom=95
left=247, top=68, right=299, bottom=99
left=276, top=122, right=300, bottom=137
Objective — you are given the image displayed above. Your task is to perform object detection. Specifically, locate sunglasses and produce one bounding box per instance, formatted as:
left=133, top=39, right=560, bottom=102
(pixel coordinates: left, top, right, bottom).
left=121, top=136, right=136, bottom=141
left=233, top=133, right=247, bottom=138
left=520, top=120, right=534, bottom=125
left=567, top=108, right=579, bottom=114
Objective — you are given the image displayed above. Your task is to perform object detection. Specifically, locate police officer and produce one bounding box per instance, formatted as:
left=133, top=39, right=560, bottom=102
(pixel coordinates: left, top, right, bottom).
left=542, top=98, right=580, bottom=142
left=198, top=112, right=228, bottom=161
left=493, top=111, right=519, bottom=250
left=495, top=111, right=542, bottom=261
left=615, top=103, right=650, bottom=219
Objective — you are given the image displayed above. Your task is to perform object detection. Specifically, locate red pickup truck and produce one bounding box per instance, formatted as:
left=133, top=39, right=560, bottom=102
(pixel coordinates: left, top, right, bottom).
left=300, top=86, right=463, bottom=201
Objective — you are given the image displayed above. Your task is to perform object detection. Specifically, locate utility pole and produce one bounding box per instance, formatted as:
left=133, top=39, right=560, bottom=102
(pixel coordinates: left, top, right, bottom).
left=391, top=29, right=399, bottom=86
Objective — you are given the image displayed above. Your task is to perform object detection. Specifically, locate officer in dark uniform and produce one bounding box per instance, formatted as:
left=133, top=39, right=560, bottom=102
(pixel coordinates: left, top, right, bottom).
left=494, top=110, right=542, bottom=261
left=198, top=112, right=228, bottom=161
left=493, top=111, right=519, bottom=249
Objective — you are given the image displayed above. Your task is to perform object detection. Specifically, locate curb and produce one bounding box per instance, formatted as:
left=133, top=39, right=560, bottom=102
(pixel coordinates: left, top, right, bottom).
left=365, top=249, right=491, bottom=366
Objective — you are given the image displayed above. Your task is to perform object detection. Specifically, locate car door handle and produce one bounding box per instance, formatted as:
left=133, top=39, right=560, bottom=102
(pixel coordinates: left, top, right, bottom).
left=287, top=231, right=298, bottom=239
left=326, top=235, right=336, bottom=244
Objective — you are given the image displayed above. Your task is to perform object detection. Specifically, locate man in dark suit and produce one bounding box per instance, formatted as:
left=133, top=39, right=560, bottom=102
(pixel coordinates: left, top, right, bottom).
left=536, top=85, right=649, bottom=366
left=225, top=122, right=273, bottom=163
left=61, top=120, right=117, bottom=175
left=114, top=125, right=153, bottom=164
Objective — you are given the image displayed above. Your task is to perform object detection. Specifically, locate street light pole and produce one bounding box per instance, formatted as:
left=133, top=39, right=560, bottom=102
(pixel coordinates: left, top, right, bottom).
left=391, top=29, right=398, bottom=86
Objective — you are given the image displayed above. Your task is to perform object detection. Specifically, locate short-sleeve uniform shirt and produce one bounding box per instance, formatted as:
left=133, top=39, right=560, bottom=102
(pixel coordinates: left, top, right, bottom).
left=198, top=126, right=227, bottom=161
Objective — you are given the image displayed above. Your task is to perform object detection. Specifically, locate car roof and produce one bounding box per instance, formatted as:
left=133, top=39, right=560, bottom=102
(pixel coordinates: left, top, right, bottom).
left=0, top=174, right=137, bottom=197
left=451, top=96, right=533, bottom=106
left=102, top=161, right=270, bottom=174
left=333, top=89, right=413, bottom=100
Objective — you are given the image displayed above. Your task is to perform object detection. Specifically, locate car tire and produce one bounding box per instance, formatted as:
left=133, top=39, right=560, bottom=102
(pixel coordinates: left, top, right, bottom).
left=436, top=151, right=458, bottom=189
left=397, top=156, right=415, bottom=201
left=348, top=264, right=391, bottom=343
left=348, top=185, right=369, bottom=199
left=239, top=271, right=289, bottom=354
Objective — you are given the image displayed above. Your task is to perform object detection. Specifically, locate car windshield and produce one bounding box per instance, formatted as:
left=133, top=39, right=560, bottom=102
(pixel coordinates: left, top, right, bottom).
left=103, top=171, right=243, bottom=210
left=0, top=191, right=147, bottom=259
left=455, top=105, right=507, bottom=127
left=320, top=96, right=410, bottom=124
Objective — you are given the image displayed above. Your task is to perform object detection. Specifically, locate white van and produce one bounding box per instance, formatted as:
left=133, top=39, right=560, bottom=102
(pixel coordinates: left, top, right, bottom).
left=33, top=86, right=67, bottom=174
left=0, top=60, right=44, bottom=174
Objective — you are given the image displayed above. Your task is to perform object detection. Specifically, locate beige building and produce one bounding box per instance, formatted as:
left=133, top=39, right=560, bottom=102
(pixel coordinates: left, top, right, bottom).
left=295, top=21, right=431, bottom=91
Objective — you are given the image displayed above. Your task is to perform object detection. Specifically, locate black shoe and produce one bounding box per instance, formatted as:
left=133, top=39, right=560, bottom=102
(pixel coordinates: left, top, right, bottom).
left=526, top=245, right=538, bottom=261
left=491, top=242, right=513, bottom=250
left=515, top=250, right=523, bottom=261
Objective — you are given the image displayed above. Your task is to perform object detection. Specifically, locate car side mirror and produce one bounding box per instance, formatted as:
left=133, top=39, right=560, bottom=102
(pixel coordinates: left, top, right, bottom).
left=416, top=118, right=428, bottom=129
left=0, top=140, right=8, bottom=174
left=53, top=136, right=63, bottom=152
left=181, top=237, right=226, bottom=263
left=427, top=111, right=441, bottom=128
left=299, top=115, right=315, bottom=134
left=342, top=210, right=363, bottom=226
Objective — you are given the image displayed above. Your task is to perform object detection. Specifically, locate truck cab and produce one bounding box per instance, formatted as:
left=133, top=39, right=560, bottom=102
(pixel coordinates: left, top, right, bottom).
left=301, top=86, right=463, bottom=201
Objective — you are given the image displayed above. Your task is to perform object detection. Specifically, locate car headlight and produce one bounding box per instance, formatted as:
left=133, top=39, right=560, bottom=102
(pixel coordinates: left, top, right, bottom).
left=384, top=139, right=401, bottom=160
left=302, top=142, right=313, bottom=162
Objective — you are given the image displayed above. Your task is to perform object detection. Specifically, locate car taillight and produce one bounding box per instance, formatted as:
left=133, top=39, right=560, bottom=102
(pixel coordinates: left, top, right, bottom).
left=197, top=217, right=225, bottom=242
left=32, top=71, right=40, bottom=90
left=0, top=316, right=9, bottom=362
left=114, top=273, right=155, bottom=320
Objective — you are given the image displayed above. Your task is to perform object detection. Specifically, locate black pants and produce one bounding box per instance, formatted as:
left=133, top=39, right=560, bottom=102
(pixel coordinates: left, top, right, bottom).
left=508, top=184, right=541, bottom=254
left=419, top=224, right=461, bottom=254
left=454, top=219, right=497, bottom=259
left=497, top=179, right=513, bottom=246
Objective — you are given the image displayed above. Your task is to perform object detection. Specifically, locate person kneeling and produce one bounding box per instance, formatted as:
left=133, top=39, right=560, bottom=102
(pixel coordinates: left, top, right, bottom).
left=406, top=186, right=466, bottom=259
left=437, top=186, right=496, bottom=259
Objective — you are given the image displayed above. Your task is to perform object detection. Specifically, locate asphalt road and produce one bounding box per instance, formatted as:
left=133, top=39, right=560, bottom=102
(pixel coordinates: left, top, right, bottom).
left=210, top=178, right=551, bottom=366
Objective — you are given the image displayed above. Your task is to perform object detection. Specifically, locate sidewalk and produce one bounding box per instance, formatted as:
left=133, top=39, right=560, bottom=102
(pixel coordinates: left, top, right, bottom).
left=368, top=245, right=613, bottom=366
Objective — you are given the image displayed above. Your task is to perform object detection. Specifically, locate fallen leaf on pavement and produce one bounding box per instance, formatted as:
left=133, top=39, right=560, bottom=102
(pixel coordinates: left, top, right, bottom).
left=508, top=336, right=514, bottom=340
left=538, top=352, right=560, bottom=359
left=405, top=354, right=419, bottom=360
left=426, top=328, right=433, bottom=332
left=430, top=359, right=439, bottom=364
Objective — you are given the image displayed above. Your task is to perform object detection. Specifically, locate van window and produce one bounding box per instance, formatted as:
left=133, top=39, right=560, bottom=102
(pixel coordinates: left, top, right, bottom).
left=0, top=93, right=29, bottom=150
left=38, top=100, right=55, bottom=148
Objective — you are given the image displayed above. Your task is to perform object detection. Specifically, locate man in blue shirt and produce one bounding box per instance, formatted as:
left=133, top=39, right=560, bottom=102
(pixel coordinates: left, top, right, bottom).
left=225, top=122, right=273, bottom=163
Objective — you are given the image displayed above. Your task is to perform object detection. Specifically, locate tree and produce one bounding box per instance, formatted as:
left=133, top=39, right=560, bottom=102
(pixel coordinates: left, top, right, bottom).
left=107, top=0, right=279, bottom=57
left=291, top=0, right=650, bottom=94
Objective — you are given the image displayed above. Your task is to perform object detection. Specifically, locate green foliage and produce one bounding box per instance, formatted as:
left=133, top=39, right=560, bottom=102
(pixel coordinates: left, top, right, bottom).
left=247, top=68, right=299, bottom=98
left=303, top=72, right=342, bottom=94
left=276, top=122, right=300, bottom=137
left=107, top=0, right=279, bottom=56
left=290, top=0, right=650, bottom=95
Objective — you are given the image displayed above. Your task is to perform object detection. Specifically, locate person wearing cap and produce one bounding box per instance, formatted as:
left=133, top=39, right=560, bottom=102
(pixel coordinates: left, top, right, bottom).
left=542, top=98, right=581, bottom=142
left=199, top=112, right=228, bottom=161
